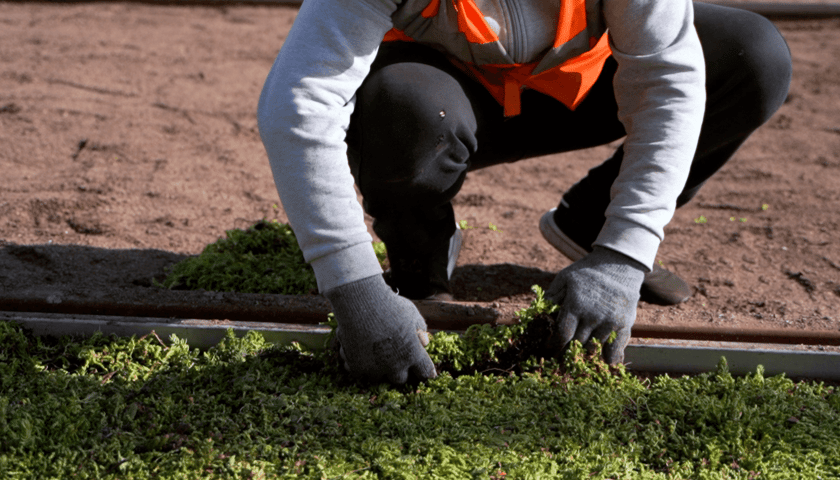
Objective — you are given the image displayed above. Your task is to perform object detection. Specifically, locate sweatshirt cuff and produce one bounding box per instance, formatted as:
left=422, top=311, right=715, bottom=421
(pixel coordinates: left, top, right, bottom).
left=593, top=217, right=661, bottom=272
left=310, top=242, right=384, bottom=293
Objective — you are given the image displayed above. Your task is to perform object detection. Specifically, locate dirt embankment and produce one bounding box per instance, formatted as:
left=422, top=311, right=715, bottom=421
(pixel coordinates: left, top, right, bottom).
left=0, top=2, right=838, bottom=346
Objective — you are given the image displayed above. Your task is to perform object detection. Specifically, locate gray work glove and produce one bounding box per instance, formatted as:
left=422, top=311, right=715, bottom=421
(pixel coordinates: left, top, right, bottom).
left=323, top=274, right=437, bottom=384
left=546, top=246, right=645, bottom=364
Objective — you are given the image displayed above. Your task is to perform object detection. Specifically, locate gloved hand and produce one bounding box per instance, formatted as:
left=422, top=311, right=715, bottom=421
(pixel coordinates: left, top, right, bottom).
left=323, top=274, right=437, bottom=384
left=546, top=246, right=646, bottom=364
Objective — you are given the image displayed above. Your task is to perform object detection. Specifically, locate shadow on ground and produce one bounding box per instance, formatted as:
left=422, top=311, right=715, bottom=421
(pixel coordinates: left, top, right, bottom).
left=451, top=263, right=556, bottom=302
left=0, top=242, right=187, bottom=294
left=0, top=243, right=551, bottom=320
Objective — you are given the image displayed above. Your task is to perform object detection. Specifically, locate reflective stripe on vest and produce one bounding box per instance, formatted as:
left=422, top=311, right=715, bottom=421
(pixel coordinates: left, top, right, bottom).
left=383, top=0, right=612, bottom=116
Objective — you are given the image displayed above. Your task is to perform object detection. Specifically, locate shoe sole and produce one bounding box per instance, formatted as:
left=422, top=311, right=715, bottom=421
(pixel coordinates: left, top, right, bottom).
left=447, top=225, right=463, bottom=280
left=539, top=208, right=692, bottom=305
left=420, top=226, right=462, bottom=302
left=539, top=208, right=588, bottom=262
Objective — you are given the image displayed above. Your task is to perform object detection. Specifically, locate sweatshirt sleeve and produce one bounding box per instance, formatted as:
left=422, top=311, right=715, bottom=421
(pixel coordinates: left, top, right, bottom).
left=596, top=0, right=706, bottom=270
left=257, top=0, right=399, bottom=293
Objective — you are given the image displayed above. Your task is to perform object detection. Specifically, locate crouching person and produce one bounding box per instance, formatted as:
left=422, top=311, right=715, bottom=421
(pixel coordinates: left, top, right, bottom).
left=257, top=0, right=792, bottom=383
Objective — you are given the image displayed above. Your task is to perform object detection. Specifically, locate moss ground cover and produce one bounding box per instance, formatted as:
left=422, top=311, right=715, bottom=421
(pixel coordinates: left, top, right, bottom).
left=3, top=288, right=840, bottom=479
left=157, top=220, right=317, bottom=295
left=157, top=220, right=388, bottom=295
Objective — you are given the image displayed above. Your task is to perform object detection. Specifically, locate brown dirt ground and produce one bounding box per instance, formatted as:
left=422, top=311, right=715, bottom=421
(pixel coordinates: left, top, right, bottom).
left=0, top=2, right=838, bottom=347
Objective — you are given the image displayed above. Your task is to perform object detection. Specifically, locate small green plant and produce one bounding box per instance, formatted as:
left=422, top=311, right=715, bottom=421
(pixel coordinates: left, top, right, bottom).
left=457, top=219, right=501, bottom=232
left=458, top=219, right=474, bottom=230
left=427, top=285, right=604, bottom=377
left=372, top=240, right=388, bottom=267
left=694, top=215, right=708, bottom=224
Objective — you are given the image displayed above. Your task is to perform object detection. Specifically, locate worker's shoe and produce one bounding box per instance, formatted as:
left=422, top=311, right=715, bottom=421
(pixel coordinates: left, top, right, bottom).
left=383, top=226, right=463, bottom=301
left=539, top=207, right=692, bottom=305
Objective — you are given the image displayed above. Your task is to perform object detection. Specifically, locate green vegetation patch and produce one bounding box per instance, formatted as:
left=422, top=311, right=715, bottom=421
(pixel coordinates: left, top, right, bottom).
left=157, top=220, right=390, bottom=295
left=21, top=221, right=835, bottom=477
left=158, top=220, right=318, bottom=295
left=3, top=290, right=840, bottom=479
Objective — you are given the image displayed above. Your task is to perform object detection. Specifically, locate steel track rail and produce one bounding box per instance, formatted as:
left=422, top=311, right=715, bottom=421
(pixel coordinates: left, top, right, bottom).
left=4, top=291, right=840, bottom=346
left=5, top=311, right=840, bottom=380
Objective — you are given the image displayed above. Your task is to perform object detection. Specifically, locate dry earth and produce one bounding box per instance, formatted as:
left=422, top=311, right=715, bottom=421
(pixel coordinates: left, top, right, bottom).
left=0, top=1, right=838, bottom=346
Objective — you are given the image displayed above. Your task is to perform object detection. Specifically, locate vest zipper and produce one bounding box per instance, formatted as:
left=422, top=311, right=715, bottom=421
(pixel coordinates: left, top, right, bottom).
left=504, top=0, right=527, bottom=63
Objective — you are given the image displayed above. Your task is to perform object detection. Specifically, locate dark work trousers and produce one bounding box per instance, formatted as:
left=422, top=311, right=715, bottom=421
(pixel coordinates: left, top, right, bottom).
left=346, top=2, right=793, bottom=268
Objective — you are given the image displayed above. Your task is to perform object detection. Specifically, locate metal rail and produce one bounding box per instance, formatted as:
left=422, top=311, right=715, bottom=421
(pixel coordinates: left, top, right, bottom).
left=5, top=311, right=840, bottom=380
left=3, top=290, right=840, bottom=346
left=624, top=344, right=840, bottom=380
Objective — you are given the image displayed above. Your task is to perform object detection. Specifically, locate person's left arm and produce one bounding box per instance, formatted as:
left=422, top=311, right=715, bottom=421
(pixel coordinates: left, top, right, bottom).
left=546, top=0, right=705, bottom=364
left=596, top=0, right=706, bottom=268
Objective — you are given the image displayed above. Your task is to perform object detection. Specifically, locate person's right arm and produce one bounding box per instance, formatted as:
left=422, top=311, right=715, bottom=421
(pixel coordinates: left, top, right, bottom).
left=258, top=0, right=394, bottom=290
left=257, top=0, right=436, bottom=383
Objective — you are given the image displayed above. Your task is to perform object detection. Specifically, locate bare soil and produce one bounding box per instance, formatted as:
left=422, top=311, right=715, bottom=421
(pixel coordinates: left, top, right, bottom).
left=1, top=2, right=838, bottom=345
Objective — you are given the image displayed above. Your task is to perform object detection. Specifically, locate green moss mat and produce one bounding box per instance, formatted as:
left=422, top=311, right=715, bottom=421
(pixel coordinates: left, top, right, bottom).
left=156, top=220, right=389, bottom=296
left=3, top=290, right=840, bottom=479
left=157, top=220, right=318, bottom=295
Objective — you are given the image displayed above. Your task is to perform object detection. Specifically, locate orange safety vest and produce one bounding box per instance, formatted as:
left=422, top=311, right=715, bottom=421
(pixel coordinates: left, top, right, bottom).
left=383, top=0, right=612, bottom=116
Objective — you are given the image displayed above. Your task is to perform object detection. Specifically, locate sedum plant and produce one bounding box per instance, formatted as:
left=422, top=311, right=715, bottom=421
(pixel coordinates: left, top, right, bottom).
left=2, top=292, right=840, bottom=479
left=158, top=220, right=390, bottom=295
left=158, top=220, right=318, bottom=295
left=53, top=220, right=835, bottom=478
